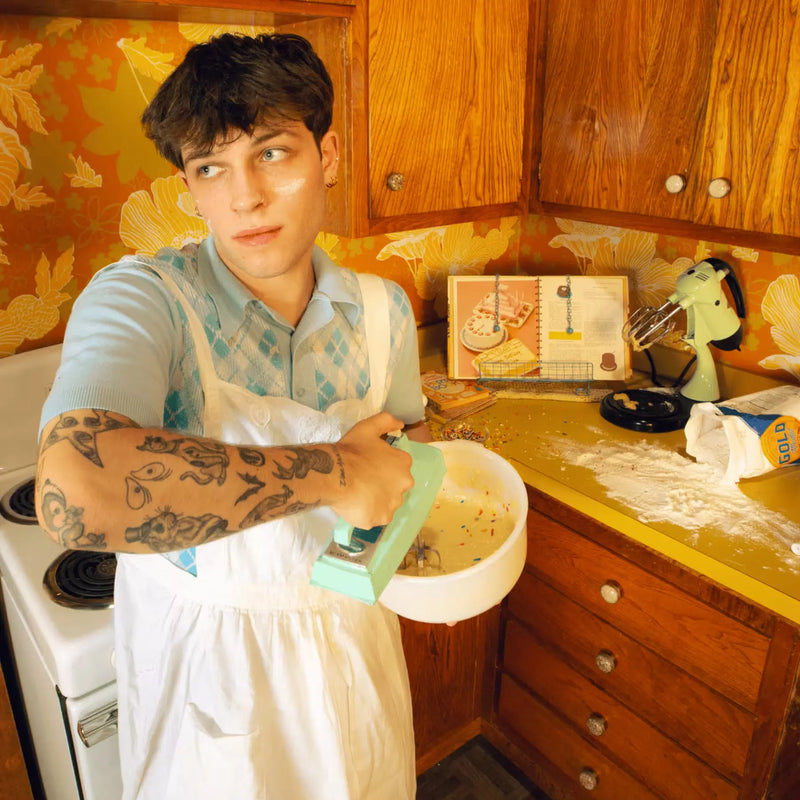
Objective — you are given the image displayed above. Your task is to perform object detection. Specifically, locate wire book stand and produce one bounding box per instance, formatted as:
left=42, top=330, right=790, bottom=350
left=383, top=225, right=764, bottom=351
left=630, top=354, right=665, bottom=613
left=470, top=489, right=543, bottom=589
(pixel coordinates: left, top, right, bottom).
left=476, top=359, right=594, bottom=398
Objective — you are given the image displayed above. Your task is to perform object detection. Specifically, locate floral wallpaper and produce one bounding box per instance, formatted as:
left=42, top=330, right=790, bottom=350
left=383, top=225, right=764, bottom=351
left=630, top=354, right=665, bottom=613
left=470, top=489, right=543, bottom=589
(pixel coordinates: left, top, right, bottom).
left=1, top=13, right=798, bottom=386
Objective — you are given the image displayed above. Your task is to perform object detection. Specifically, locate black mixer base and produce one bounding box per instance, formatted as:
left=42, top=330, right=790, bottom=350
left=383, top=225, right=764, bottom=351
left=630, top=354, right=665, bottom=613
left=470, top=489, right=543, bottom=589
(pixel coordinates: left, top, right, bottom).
left=600, top=389, right=693, bottom=433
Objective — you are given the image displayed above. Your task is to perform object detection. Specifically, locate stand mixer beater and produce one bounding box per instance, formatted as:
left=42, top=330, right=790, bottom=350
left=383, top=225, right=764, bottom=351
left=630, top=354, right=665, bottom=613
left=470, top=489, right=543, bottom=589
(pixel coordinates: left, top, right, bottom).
left=601, top=258, right=746, bottom=432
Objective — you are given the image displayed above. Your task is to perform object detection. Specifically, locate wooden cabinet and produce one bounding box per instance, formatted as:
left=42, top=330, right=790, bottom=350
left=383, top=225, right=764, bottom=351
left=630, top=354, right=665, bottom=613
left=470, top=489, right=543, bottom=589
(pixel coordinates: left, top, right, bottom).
left=485, top=486, right=800, bottom=799
left=0, top=664, right=33, bottom=800
left=363, top=0, right=533, bottom=234
left=400, top=608, right=499, bottom=773
left=538, top=0, right=800, bottom=249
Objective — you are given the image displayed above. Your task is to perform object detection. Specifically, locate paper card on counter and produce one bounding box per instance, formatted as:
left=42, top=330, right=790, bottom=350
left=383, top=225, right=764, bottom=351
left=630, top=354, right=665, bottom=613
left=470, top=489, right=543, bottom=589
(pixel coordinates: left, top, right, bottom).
left=471, top=339, right=538, bottom=378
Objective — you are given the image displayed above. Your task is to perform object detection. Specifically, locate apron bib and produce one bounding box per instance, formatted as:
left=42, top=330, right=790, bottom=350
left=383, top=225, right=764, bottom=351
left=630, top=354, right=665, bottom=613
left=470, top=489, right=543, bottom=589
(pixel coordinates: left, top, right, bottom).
left=114, top=271, right=415, bottom=800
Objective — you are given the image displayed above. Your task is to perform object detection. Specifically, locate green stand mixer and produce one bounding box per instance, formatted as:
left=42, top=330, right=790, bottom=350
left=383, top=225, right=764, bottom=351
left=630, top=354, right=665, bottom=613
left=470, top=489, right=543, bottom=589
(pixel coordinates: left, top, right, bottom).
left=600, top=258, right=746, bottom=432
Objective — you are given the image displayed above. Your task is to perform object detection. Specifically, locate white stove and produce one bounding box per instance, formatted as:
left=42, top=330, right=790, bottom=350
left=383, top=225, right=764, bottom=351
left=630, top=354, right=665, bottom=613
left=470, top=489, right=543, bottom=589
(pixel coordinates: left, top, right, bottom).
left=0, top=345, right=122, bottom=800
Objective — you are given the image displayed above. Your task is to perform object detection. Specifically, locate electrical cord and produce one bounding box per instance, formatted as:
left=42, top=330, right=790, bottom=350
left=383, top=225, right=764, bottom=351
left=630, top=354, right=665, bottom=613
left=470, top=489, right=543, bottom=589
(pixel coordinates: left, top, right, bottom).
left=643, top=347, right=697, bottom=388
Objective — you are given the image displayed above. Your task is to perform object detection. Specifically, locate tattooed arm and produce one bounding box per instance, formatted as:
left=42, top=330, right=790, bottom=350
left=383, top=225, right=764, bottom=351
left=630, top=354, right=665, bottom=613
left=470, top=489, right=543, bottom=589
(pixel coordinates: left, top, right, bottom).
left=35, top=409, right=413, bottom=554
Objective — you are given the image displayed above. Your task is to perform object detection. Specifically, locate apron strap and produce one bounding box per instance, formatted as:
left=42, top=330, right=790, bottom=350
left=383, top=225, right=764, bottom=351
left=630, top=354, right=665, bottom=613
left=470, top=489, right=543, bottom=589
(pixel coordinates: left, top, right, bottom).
left=146, top=266, right=223, bottom=425
left=355, top=273, right=391, bottom=413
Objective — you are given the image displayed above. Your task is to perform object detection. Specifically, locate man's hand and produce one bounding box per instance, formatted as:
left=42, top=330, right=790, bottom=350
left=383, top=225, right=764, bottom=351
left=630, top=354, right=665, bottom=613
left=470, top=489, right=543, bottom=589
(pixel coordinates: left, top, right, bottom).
left=330, top=412, right=414, bottom=529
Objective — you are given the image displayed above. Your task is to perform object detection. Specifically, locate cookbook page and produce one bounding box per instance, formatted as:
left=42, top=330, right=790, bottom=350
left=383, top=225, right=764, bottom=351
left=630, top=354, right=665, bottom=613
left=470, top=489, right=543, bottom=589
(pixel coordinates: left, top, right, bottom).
left=447, top=275, right=540, bottom=379
left=538, top=275, right=630, bottom=380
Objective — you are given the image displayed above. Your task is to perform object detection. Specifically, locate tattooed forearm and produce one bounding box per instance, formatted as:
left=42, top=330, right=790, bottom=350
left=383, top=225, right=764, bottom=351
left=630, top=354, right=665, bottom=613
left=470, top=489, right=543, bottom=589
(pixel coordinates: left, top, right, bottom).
left=239, top=484, right=318, bottom=527
left=235, top=472, right=266, bottom=505
left=137, top=436, right=228, bottom=485
left=125, top=509, right=228, bottom=551
left=38, top=479, right=107, bottom=550
left=332, top=446, right=346, bottom=488
left=272, top=446, right=334, bottom=481
left=41, top=410, right=132, bottom=467
left=239, top=447, right=265, bottom=467
left=125, top=462, right=172, bottom=509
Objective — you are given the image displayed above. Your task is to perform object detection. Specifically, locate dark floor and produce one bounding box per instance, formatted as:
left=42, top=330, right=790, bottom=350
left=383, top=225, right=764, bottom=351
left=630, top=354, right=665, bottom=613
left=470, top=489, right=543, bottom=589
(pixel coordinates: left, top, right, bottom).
left=416, top=736, right=552, bottom=800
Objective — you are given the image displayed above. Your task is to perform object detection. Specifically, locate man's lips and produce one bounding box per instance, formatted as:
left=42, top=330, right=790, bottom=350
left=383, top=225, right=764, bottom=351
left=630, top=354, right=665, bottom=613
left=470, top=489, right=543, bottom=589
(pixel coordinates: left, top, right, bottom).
left=233, top=226, right=281, bottom=246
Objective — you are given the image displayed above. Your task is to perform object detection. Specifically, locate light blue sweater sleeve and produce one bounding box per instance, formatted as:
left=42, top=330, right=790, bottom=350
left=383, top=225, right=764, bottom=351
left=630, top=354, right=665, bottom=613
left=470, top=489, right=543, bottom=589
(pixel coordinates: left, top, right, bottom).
left=39, top=263, right=179, bottom=435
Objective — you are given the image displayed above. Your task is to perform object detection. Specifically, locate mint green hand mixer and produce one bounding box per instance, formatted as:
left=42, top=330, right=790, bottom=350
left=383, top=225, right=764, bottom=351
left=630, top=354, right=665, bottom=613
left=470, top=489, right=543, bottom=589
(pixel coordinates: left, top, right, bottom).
left=310, top=434, right=446, bottom=604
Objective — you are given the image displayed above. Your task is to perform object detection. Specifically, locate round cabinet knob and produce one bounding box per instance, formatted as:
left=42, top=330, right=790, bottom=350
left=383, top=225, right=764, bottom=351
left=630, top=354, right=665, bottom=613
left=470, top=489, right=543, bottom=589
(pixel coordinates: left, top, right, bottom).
left=664, top=173, right=686, bottom=194
left=578, top=767, right=599, bottom=791
left=386, top=172, right=406, bottom=192
left=600, top=580, right=622, bottom=604
left=707, top=177, right=732, bottom=198
left=595, top=649, right=617, bottom=673
left=586, top=713, right=608, bottom=737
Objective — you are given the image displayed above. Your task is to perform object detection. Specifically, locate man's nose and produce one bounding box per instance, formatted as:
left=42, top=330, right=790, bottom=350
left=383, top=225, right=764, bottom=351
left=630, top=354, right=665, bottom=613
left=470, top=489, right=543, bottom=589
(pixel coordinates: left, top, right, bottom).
left=231, top=168, right=266, bottom=212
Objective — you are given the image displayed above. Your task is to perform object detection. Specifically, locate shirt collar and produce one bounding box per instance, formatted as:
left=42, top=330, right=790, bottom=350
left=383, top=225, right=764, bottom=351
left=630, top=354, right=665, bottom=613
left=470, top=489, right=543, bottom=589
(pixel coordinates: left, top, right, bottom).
left=199, top=238, right=360, bottom=339
left=310, top=246, right=360, bottom=328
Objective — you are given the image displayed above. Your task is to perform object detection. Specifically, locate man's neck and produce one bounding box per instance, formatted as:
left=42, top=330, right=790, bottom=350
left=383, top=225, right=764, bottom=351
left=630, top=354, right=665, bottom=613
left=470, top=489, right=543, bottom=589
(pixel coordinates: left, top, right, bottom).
left=246, top=268, right=316, bottom=329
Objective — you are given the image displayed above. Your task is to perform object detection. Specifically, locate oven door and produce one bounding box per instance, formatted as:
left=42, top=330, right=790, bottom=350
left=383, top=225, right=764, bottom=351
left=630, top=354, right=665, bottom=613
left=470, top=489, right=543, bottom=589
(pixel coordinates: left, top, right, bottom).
left=2, top=578, right=121, bottom=800
left=63, top=680, right=122, bottom=800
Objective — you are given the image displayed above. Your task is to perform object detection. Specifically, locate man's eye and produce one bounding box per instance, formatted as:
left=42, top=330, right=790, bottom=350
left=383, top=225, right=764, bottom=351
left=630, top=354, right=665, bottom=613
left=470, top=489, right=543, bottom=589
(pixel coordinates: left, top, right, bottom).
left=198, top=164, right=221, bottom=178
left=262, top=148, right=286, bottom=162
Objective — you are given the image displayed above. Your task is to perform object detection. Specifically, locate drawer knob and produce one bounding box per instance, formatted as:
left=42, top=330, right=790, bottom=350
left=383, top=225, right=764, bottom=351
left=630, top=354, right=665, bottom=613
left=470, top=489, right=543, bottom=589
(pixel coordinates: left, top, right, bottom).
left=386, top=172, right=406, bottom=191
left=586, top=713, right=607, bottom=737
left=600, top=581, right=622, bottom=604
left=578, top=767, right=599, bottom=791
left=595, top=649, right=617, bottom=673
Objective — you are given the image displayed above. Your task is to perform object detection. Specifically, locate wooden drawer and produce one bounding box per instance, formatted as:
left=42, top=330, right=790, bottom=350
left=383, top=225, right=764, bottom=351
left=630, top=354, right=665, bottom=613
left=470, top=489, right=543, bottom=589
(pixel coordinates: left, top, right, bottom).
left=503, top=619, right=739, bottom=800
left=525, top=508, right=769, bottom=710
left=497, top=673, right=659, bottom=800
left=507, top=572, right=754, bottom=781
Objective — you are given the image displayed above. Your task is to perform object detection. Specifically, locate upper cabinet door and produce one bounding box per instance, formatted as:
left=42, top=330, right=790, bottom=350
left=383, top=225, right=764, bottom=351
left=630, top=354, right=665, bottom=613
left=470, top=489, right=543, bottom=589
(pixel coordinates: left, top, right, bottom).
left=367, top=0, right=530, bottom=223
left=539, top=0, right=717, bottom=219
left=692, top=0, right=800, bottom=236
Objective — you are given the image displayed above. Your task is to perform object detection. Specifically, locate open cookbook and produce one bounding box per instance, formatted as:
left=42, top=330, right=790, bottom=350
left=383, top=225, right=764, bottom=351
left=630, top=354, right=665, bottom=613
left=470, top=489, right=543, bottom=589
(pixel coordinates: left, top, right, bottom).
left=447, top=274, right=631, bottom=381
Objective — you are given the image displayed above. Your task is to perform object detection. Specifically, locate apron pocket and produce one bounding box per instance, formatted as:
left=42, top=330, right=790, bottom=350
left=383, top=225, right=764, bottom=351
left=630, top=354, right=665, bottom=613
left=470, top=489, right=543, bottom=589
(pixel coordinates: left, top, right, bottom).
left=165, top=702, right=260, bottom=800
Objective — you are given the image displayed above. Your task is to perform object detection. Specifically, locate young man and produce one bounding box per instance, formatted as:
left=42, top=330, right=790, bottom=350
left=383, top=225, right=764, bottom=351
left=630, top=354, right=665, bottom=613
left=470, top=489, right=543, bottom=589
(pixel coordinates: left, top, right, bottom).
left=36, top=33, right=426, bottom=800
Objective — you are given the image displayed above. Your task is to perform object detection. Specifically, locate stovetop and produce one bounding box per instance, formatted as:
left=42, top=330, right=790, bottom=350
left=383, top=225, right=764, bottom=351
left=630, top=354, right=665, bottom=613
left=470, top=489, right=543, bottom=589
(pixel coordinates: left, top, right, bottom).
left=0, top=345, right=116, bottom=699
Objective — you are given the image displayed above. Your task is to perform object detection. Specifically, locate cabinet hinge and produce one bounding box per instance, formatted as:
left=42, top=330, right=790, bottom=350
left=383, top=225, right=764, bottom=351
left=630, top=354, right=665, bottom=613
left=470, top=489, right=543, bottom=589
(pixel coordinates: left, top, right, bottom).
left=538, top=162, right=542, bottom=182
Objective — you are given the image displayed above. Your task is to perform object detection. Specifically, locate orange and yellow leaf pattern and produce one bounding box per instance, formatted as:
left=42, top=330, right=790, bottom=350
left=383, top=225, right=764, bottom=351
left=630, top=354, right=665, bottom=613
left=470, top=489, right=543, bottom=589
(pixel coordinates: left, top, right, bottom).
left=0, top=246, right=74, bottom=356
left=66, top=153, right=103, bottom=188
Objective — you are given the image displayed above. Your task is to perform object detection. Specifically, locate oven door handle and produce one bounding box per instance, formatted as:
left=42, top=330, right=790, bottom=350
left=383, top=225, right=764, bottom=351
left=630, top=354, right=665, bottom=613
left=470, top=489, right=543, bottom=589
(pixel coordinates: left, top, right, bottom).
left=77, top=701, right=118, bottom=748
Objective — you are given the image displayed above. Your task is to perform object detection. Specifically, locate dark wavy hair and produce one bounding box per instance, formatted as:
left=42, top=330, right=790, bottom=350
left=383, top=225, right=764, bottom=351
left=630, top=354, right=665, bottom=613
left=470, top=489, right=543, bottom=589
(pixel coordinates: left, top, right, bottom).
left=142, top=33, right=333, bottom=169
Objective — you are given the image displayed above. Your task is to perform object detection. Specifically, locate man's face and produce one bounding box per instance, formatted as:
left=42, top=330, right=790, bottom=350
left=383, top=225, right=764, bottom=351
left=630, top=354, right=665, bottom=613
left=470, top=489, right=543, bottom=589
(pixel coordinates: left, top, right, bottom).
left=179, top=120, right=338, bottom=297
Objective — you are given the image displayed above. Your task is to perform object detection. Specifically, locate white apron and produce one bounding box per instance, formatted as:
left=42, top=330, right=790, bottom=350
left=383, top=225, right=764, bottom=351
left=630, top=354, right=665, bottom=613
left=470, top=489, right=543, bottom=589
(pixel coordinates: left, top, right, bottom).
left=114, top=271, right=416, bottom=800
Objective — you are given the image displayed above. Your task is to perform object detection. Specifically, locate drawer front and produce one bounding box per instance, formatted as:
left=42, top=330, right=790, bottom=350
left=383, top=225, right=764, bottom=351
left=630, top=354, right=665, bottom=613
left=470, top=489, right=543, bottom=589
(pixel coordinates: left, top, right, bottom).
left=503, top=619, right=739, bottom=800
left=498, top=673, right=660, bottom=800
left=507, top=572, right=753, bottom=780
left=526, top=509, right=769, bottom=710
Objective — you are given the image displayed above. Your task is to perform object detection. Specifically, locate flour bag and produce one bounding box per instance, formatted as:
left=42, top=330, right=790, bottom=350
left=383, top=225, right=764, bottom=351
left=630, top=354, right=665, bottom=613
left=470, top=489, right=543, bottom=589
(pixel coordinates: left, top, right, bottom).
left=685, top=385, right=800, bottom=483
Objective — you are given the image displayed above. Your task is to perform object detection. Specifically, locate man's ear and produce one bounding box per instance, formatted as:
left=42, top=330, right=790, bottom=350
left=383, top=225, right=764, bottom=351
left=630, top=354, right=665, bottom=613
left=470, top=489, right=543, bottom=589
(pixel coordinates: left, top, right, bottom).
left=178, top=171, right=203, bottom=218
left=320, top=130, right=340, bottom=180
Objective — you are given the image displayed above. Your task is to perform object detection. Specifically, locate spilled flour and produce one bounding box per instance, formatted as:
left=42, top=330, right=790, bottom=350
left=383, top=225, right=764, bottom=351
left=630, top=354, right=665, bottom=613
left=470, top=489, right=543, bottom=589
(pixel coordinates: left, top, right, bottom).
left=540, top=428, right=800, bottom=569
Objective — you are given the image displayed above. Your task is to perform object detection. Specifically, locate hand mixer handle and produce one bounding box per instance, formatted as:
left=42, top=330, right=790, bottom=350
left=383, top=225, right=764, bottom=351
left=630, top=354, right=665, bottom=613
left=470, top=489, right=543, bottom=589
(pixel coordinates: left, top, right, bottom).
left=702, top=258, right=746, bottom=318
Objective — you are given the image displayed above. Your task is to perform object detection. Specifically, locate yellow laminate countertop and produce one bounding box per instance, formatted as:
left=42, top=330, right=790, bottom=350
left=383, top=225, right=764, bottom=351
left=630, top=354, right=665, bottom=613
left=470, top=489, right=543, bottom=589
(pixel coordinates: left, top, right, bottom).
left=432, top=395, right=800, bottom=625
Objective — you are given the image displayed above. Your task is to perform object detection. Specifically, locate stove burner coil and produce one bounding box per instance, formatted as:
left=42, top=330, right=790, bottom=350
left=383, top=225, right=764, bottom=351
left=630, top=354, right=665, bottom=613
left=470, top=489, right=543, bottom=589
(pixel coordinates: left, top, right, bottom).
left=0, top=478, right=37, bottom=524
left=43, top=550, right=116, bottom=609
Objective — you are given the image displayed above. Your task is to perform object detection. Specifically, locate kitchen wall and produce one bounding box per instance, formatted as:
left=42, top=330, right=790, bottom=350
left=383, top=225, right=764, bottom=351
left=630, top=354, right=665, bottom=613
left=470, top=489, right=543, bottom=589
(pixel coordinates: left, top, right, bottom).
left=1, top=14, right=797, bottom=385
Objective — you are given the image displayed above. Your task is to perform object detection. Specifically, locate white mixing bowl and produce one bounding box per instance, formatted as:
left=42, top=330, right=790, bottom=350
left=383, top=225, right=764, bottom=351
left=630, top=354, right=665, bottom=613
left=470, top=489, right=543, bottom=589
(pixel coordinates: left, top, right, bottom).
left=379, top=440, right=528, bottom=623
